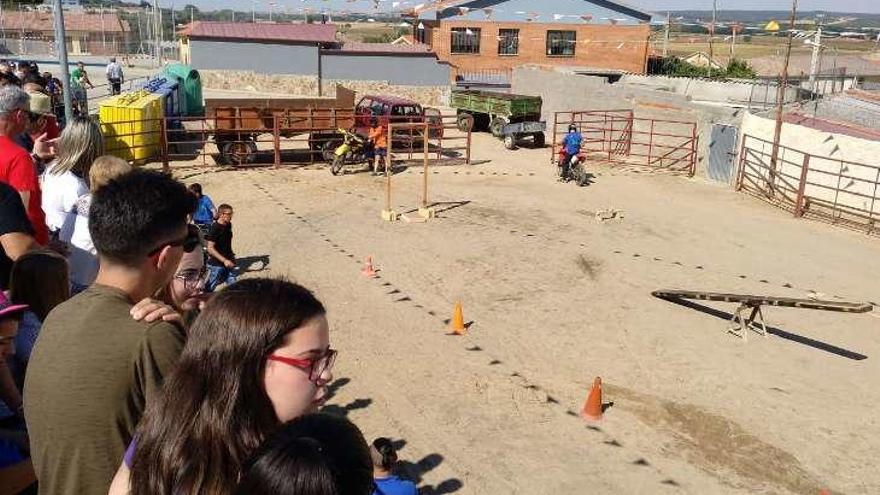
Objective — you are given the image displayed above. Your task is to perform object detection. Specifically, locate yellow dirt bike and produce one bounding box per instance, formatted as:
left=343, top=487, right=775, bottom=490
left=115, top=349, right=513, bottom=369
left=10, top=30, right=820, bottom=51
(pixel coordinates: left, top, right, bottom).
left=330, top=128, right=373, bottom=176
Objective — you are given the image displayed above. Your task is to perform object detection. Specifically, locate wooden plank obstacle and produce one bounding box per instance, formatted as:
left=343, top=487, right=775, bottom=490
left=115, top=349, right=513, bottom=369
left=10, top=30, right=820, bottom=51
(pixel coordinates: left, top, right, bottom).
left=652, top=289, right=873, bottom=341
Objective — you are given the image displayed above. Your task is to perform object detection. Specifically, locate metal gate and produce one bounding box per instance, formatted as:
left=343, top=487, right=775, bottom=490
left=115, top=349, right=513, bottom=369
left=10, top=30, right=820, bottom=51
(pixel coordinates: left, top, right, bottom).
left=708, top=124, right=739, bottom=184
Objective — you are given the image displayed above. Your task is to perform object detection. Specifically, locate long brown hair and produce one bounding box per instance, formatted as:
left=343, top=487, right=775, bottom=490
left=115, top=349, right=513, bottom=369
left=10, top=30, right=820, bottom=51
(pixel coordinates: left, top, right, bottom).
left=130, top=278, right=326, bottom=495
left=9, top=249, right=70, bottom=321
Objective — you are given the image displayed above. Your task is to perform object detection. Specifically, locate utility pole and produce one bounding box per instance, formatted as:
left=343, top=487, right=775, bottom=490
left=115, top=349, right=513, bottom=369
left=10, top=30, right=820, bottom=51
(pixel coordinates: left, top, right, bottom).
left=53, top=0, right=73, bottom=124
left=100, top=5, right=106, bottom=52
left=190, top=5, right=194, bottom=25
left=662, top=12, right=670, bottom=57
left=808, top=13, right=824, bottom=93
left=730, top=23, right=739, bottom=58
left=154, top=0, right=162, bottom=65
left=708, top=0, right=716, bottom=76
left=769, top=0, right=799, bottom=195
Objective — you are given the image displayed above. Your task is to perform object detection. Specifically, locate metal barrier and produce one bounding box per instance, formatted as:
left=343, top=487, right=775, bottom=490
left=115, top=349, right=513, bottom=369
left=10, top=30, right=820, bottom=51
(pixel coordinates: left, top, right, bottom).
left=551, top=110, right=698, bottom=176
left=736, top=133, right=880, bottom=236
left=99, top=111, right=471, bottom=172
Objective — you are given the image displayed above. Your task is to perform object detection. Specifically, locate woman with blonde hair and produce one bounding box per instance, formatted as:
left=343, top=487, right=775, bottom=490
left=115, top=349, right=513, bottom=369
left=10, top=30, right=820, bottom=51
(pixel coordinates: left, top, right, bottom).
left=68, top=155, right=131, bottom=292
left=40, top=116, right=104, bottom=244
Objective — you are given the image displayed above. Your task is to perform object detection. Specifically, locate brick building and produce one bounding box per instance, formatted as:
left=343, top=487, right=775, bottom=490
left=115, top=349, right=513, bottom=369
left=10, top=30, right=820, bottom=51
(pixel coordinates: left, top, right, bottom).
left=179, top=22, right=450, bottom=86
left=410, top=0, right=652, bottom=83
left=0, top=10, right=129, bottom=56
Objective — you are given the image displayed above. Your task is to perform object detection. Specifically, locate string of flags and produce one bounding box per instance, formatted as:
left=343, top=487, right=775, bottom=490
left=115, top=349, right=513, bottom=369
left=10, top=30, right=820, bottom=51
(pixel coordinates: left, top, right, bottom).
left=239, top=0, right=641, bottom=25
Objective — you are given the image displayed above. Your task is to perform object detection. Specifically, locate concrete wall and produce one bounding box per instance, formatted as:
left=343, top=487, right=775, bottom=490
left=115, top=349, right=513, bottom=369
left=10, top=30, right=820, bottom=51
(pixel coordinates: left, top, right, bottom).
left=741, top=112, right=880, bottom=215
left=321, top=53, right=450, bottom=86
left=511, top=66, right=744, bottom=179
left=618, top=74, right=807, bottom=108
left=190, top=40, right=319, bottom=75
left=812, top=95, right=880, bottom=130
left=430, top=21, right=650, bottom=75
left=200, top=71, right=450, bottom=108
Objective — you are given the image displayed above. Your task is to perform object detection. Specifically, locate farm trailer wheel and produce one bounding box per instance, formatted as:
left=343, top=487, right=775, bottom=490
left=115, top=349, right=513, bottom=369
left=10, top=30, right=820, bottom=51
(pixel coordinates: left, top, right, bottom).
left=217, top=138, right=258, bottom=166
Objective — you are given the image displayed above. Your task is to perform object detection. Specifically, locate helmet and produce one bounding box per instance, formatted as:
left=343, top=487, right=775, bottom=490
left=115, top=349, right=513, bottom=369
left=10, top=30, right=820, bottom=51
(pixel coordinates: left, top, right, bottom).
left=568, top=124, right=578, bottom=133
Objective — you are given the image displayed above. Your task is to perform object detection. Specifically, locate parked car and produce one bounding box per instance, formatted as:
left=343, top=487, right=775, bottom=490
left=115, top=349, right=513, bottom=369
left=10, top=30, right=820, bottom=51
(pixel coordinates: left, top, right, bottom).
left=354, top=95, right=442, bottom=148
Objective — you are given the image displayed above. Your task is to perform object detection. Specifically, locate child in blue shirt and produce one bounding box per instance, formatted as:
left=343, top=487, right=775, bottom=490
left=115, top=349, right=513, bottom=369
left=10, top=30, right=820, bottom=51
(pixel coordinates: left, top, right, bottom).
left=188, top=183, right=216, bottom=227
left=371, top=437, right=418, bottom=495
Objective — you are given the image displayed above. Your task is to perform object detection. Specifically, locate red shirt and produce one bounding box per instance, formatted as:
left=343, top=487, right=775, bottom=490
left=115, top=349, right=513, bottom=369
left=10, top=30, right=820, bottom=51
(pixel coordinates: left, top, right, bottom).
left=32, top=116, right=60, bottom=141
left=0, top=135, right=48, bottom=244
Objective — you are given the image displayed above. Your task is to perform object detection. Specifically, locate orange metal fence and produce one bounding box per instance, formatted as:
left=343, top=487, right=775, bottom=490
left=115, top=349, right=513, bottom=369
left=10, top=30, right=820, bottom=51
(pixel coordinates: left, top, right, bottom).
left=551, top=110, right=698, bottom=176
left=736, top=134, right=880, bottom=236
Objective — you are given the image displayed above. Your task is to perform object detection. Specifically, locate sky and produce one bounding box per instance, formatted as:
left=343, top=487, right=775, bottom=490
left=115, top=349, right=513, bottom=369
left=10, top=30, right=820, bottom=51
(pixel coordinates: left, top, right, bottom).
left=166, top=0, right=880, bottom=16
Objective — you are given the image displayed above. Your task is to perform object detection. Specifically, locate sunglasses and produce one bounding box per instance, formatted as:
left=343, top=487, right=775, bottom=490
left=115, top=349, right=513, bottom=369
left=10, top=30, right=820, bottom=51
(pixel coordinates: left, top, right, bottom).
left=148, top=224, right=200, bottom=257
left=173, top=267, right=208, bottom=292
left=267, top=348, right=337, bottom=383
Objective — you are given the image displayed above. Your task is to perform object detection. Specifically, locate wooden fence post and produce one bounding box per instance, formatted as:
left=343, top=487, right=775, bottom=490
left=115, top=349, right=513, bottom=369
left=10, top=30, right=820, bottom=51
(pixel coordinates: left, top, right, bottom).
left=794, top=154, right=811, bottom=217
left=734, top=135, right=749, bottom=191
left=423, top=122, right=429, bottom=208
left=273, top=115, right=281, bottom=169
left=159, top=117, right=169, bottom=173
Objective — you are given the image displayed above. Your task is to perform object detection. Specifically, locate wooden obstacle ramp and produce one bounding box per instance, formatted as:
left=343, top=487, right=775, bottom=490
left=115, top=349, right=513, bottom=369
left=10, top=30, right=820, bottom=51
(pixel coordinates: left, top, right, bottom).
left=652, top=289, right=873, bottom=341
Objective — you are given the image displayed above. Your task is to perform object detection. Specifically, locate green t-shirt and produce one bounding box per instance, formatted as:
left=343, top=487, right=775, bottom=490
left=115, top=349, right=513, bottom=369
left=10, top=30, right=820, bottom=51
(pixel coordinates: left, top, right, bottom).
left=24, top=284, right=185, bottom=495
left=70, top=67, right=85, bottom=88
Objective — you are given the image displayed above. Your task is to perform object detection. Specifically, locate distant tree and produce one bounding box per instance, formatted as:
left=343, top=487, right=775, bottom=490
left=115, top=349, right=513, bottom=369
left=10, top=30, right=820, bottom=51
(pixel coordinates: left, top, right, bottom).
left=650, top=56, right=757, bottom=80
left=724, top=58, right=757, bottom=79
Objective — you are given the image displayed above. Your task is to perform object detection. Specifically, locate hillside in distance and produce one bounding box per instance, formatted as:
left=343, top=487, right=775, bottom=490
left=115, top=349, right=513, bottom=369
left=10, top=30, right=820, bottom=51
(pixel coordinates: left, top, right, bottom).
left=667, top=10, right=880, bottom=28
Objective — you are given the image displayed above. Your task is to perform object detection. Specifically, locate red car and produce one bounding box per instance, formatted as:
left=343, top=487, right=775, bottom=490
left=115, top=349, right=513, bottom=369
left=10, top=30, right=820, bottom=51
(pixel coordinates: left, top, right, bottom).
left=354, top=95, right=442, bottom=146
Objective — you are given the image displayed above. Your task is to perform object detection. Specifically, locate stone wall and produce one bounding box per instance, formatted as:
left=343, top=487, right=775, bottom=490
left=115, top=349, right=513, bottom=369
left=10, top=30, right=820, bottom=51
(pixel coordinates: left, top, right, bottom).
left=199, top=70, right=450, bottom=108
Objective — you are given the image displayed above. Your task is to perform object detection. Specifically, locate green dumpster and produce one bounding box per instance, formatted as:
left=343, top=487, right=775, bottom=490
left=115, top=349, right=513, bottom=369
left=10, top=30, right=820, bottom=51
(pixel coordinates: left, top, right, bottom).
left=162, top=63, right=203, bottom=116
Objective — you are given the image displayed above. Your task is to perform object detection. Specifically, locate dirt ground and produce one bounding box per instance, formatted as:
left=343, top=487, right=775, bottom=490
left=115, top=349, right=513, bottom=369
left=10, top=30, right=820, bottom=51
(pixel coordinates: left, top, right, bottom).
left=165, top=130, right=880, bottom=495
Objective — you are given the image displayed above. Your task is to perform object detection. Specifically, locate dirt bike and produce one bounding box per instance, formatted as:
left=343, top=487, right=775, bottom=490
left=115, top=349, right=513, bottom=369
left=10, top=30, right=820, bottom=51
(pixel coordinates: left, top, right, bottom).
left=556, top=152, right=590, bottom=186
left=330, top=128, right=373, bottom=176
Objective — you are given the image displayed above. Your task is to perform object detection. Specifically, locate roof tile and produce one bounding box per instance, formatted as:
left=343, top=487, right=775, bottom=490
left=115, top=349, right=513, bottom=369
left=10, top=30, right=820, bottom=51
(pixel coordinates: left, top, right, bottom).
left=185, top=21, right=337, bottom=44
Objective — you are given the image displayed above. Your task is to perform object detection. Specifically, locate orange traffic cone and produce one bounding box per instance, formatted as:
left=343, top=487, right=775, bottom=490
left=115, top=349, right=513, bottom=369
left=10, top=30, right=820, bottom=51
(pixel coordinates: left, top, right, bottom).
left=361, top=256, right=377, bottom=278
left=450, top=302, right=466, bottom=335
left=581, top=377, right=603, bottom=421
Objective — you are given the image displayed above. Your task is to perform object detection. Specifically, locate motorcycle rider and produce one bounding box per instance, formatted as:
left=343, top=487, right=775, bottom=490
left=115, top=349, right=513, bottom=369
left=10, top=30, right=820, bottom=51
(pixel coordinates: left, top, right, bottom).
left=559, top=124, right=582, bottom=181
left=368, top=117, right=388, bottom=176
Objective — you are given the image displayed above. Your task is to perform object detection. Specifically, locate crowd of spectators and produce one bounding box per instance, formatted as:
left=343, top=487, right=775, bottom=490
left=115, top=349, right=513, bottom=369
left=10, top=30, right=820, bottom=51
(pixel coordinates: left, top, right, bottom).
left=0, top=77, right=422, bottom=495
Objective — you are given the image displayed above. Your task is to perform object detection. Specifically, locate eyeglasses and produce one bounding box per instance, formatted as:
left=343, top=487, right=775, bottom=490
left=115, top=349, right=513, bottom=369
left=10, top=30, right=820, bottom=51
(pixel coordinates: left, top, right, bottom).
left=267, top=348, right=337, bottom=383
left=148, top=224, right=200, bottom=257
left=173, top=267, right=207, bottom=292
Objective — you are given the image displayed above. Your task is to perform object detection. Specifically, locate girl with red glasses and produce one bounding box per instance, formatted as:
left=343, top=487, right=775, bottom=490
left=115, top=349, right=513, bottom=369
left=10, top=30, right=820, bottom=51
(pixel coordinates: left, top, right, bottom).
left=109, top=278, right=337, bottom=495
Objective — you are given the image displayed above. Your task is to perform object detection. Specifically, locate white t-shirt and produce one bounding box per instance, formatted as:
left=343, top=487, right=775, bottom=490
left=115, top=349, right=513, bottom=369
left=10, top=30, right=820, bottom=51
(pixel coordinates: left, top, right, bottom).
left=41, top=169, right=88, bottom=243
left=68, top=194, right=98, bottom=287
left=106, top=62, right=123, bottom=80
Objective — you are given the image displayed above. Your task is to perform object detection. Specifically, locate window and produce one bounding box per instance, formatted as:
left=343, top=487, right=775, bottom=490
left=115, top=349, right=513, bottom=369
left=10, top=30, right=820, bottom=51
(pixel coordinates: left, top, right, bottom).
left=498, top=29, right=519, bottom=56
left=451, top=27, right=481, bottom=54
left=546, top=30, right=576, bottom=57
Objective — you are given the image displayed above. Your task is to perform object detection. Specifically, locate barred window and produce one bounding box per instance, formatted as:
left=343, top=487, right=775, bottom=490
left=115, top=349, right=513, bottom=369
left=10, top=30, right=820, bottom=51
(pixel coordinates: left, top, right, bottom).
left=546, top=30, right=576, bottom=57
left=451, top=27, right=481, bottom=54
left=498, top=29, right=519, bottom=56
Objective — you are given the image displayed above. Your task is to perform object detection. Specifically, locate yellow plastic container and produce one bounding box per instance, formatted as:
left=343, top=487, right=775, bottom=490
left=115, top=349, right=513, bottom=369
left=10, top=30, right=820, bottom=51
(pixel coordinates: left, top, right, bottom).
left=99, top=91, right=164, bottom=162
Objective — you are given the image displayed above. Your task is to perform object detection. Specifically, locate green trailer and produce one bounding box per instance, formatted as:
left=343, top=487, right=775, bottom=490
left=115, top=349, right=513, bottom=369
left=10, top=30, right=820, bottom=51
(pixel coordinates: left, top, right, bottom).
left=450, top=90, right=545, bottom=149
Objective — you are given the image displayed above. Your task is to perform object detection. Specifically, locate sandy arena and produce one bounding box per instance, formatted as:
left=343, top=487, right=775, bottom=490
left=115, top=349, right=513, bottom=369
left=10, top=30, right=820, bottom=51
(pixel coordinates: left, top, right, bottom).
left=166, top=131, right=880, bottom=495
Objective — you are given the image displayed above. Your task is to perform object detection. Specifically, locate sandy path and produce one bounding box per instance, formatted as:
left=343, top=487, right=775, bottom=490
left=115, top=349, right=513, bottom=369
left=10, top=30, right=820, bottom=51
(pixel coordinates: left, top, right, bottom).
left=173, top=132, right=880, bottom=494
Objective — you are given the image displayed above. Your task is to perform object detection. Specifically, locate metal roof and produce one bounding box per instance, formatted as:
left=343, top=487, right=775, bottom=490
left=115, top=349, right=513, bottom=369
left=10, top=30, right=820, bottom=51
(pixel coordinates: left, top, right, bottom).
left=182, top=21, right=337, bottom=44
left=415, top=0, right=652, bottom=22
left=331, top=42, right=434, bottom=54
